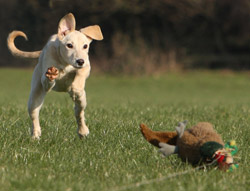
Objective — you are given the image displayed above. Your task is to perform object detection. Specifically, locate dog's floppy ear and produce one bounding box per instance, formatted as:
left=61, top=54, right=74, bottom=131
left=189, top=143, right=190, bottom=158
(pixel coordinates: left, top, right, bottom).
left=80, top=25, right=103, bottom=41
left=58, top=13, right=76, bottom=39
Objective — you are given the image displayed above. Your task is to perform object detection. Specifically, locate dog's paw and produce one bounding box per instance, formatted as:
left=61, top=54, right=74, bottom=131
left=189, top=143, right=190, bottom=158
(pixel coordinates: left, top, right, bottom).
left=46, top=67, right=59, bottom=81
left=78, top=126, right=89, bottom=138
left=31, top=130, right=41, bottom=140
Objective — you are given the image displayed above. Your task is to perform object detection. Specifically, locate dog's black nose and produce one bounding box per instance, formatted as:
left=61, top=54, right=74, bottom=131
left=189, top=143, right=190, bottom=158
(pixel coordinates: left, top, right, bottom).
left=76, top=59, right=84, bottom=66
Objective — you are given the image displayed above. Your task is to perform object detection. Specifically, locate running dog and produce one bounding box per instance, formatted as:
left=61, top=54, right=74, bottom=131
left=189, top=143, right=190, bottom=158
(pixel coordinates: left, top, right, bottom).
left=7, top=13, right=103, bottom=139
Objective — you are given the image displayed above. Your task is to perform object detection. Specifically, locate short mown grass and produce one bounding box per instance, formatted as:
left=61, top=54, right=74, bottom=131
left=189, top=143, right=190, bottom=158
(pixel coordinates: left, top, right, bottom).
left=0, top=68, right=249, bottom=191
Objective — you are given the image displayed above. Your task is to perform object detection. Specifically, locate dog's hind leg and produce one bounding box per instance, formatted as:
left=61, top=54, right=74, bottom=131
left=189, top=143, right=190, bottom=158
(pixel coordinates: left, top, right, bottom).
left=73, top=91, right=89, bottom=138
left=28, top=84, right=46, bottom=139
left=28, top=67, right=58, bottom=139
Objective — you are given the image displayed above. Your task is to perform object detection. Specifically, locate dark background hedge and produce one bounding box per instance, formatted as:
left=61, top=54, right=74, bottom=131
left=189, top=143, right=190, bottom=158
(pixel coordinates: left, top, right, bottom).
left=1, top=0, right=250, bottom=73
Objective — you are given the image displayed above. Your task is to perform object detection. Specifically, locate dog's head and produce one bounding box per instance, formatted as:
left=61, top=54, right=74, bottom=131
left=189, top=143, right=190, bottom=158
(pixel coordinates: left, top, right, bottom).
left=57, top=13, right=103, bottom=69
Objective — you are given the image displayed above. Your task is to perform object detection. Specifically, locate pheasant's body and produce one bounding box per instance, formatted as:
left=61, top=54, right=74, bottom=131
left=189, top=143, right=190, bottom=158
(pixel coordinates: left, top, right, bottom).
left=177, top=122, right=224, bottom=164
left=140, top=122, right=224, bottom=165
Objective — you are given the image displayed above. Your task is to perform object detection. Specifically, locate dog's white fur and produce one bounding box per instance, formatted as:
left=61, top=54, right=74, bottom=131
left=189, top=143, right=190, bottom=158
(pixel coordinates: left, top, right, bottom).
left=7, top=13, right=103, bottom=139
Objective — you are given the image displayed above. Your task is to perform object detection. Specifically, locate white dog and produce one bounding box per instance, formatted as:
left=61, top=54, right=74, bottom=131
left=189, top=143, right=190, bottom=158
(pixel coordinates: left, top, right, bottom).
left=7, top=13, right=103, bottom=139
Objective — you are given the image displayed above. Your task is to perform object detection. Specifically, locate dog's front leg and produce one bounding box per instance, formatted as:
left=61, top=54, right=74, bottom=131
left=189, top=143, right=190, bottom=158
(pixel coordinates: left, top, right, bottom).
left=70, top=66, right=90, bottom=101
left=74, top=91, right=89, bottom=138
left=41, top=67, right=59, bottom=92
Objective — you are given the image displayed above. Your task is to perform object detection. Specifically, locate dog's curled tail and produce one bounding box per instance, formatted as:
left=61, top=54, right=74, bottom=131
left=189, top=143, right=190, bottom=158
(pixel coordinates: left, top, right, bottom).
left=7, top=31, right=42, bottom=59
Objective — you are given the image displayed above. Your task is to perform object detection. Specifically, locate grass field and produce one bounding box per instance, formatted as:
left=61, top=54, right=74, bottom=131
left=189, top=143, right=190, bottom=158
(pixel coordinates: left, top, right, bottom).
left=0, top=68, right=249, bottom=191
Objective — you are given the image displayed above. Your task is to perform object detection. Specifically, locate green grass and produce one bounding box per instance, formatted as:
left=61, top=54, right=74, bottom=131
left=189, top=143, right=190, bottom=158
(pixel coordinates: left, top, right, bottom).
left=0, top=68, right=249, bottom=191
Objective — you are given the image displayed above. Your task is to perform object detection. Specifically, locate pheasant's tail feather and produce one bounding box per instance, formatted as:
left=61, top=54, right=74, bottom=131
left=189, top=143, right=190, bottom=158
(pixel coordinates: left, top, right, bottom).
left=140, top=123, right=178, bottom=148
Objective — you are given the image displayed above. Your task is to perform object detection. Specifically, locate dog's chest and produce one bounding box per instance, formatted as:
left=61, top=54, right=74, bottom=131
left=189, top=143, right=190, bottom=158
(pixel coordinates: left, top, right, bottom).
left=53, top=69, right=76, bottom=92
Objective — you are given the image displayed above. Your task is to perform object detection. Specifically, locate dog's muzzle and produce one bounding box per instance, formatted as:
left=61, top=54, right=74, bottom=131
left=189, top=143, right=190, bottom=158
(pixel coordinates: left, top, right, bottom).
left=75, top=59, right=85, bottom=68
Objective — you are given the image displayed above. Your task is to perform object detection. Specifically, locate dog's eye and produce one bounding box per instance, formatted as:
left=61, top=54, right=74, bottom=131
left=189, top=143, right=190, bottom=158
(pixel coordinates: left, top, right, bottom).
left=83, top=44, right=88, bottom=49
left=66, top=43, right=73, bottom=48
